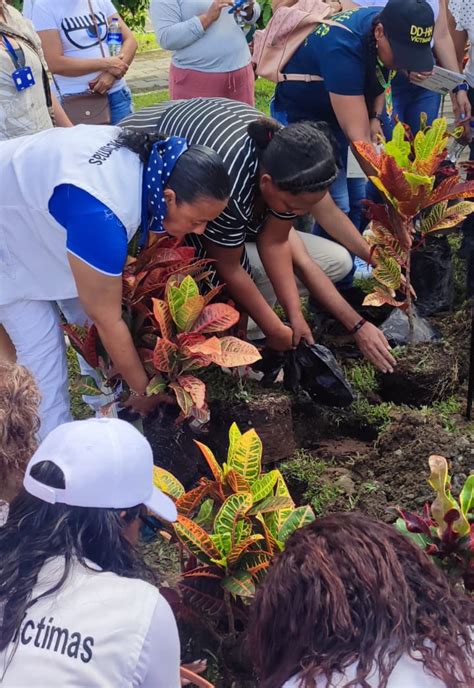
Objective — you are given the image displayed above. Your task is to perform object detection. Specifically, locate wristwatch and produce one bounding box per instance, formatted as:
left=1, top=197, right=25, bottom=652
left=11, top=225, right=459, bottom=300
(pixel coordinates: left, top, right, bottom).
left=370, top=113, right=384, bottom=123
left=452, top=82, right=469, bottom=94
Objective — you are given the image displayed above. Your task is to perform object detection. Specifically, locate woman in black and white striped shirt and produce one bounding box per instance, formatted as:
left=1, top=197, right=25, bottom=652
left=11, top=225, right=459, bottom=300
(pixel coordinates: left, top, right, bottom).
left=122, top=98, right=395, bottom=373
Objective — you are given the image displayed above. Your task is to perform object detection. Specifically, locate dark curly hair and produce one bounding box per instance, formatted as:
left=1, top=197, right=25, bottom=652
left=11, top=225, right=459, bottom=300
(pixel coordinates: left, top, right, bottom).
left=247, top=118, right=339, bottom=194
left=0, top=461, right=152, bottom=655
left=248, top=512, right=473, bottom=688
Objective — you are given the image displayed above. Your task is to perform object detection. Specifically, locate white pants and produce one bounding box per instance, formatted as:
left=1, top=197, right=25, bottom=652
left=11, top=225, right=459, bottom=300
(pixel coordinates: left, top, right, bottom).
left=0, top=298, right=89, bottom=441
left=246, top=232, right=353, bottom=337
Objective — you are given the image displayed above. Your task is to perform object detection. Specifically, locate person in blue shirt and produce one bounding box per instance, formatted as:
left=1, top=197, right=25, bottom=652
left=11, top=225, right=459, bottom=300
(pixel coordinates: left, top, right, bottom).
left=273, top=0, right=436, bottom=280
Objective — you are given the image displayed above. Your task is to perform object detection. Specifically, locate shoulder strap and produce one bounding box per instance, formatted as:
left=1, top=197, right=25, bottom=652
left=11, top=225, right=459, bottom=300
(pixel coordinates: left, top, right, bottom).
left=87, top=0, right=106, bottom=58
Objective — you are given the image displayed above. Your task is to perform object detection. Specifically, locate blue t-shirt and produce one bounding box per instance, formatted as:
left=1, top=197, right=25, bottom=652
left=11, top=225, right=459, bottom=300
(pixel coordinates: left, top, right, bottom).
left=275, top=7, right=389, bottom=126
left=49, top=184, right=129, bottom=277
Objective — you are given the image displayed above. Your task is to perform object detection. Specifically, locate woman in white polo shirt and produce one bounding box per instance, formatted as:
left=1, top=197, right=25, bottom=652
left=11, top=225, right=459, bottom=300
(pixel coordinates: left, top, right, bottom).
left=0, top=124, right=230, bottom=438
left=0, top=417, right=180, bottom=687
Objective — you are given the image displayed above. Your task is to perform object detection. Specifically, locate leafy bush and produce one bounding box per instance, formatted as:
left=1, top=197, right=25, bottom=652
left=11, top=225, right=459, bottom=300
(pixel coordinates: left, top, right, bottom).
left=65, top=236, right=260, bottom=423
left=396, top=454, right=473, bottom=591
left=154, top=423, right=315, bottom=634
left=354, top=118, right=474, bottom=320
left=114, top=0, right=150, bottom=31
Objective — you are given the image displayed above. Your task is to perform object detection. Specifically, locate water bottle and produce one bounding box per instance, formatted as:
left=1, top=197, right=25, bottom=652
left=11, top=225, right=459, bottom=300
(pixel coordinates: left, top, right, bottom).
left=107, top=18, right=122, bottom=57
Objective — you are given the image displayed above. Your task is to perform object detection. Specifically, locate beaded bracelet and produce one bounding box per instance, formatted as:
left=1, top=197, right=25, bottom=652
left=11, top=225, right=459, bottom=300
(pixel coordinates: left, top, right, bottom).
left=348, top=318, right=367, bottom=336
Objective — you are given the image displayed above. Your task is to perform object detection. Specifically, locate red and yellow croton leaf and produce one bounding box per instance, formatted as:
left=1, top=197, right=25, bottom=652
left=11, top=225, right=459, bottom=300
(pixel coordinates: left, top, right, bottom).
left=175, top=484, right=210, bottom=516
left=177, top=375, right=206, bottom=409
left=169, top=382, right=194, bottom=417
left=174, top=515, right=222, bottom=563
left=194, top=440, right=223, bottom=481
left=205, top=336, right=261, bottom=367
left=152, top=338, right=178, bottom=373
left=352, top=140, right=381, bottom=173
left=372, top=256, right=402, bottom=291
left=191, top=303, right=240, bottom=334
left=362, top=288, right=407, bottom=309
left=152, top=298, right=173, bottom=339
left=420, top=176, right=474, bottom=210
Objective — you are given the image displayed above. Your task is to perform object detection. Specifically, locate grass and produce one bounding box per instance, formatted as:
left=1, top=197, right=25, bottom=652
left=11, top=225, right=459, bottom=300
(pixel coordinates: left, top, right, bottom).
left=280, top=450, right=342, bottom=516
left=135, top=32, right=160, bottom=54
left=132, top=77, right=274, bottom=114
left=345, top=361, right=378, bottom=395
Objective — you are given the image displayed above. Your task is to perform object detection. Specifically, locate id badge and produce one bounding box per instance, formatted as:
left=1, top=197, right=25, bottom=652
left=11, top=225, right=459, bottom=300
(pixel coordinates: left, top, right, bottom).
left=11, top=66, right=35, bottom=92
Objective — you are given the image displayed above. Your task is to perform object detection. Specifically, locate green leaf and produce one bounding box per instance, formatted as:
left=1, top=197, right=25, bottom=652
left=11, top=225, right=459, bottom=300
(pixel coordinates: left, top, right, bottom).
left=210, top=532, right=232, bottom=557
left=146, top=374, right=166, bottom=396
left=264, top=471, right=295, bottom=537
left=167, top=285, right=185, bottom=327
left=460, top=474, right=474, bottom=517
left=395, top=518, right=431, bottom=549
left=233, top=518, right=252, bottom=545
left=248, top=496, right=294, bottom=515
left=227, top=428, right=262, bottom=482
left=195, top=498, right=214, bottom=529
left=222, top=570, right=255, bottom=598
left=214, top=493, right=253, bottom=536
left=372, top=256, right=402, bottom=291
left=179, top=274, right=199, bottom=301
left=419, top=202, right=448, bottom=234
left=227, top=422, right=242, bottom=465
left=384, top=122, right=411, bottom=168
left=403, top=172, right=434, bottom=191
left=153, top=466, right=185, bottom=499
left=250, top=470, right=279, bottom=503
left=73, top=375, right=102, bottom=396
left=278, top=505, right=315, bottom=542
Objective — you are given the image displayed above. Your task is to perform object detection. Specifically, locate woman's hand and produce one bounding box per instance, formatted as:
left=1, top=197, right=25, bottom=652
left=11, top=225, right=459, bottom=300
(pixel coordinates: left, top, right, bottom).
left=408, top=70, right=433, bottom=85
left=353, top=322, right=396, bottom=373
left=89, top=72, right=117, bottom=94
left=452, top=90, right=472, bottom=139
left=122, top=394, right=174, bottom=417
left=106, top=56, right=129, bottom=78
left=199, top=0, right=233, bottom=30
left=290, top=314, right=315, bottom=347
left=265, top=323, right=295, bottom=351
left=369, top=117, right=384, bottom=145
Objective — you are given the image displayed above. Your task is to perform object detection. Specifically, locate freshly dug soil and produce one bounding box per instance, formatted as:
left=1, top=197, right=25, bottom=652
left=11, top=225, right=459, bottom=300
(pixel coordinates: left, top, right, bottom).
left=143, top=407, right=209, bottom=488
left=210, top=392, right=295, bottom=463
left=285, top=409, right=473, bottom=521
left=378, top=343, right=459, bottom=406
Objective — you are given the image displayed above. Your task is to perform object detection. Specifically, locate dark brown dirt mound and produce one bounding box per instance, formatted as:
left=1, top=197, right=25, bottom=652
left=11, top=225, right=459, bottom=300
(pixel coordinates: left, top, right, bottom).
left=378, top=343, right=459, bottom=406
left=282, top=409, right=473, bottom=522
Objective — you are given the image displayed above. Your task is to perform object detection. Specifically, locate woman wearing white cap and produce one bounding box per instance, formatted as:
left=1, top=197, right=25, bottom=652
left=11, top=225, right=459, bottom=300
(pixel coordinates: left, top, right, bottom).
left=0, top=417, right=181, bottom=687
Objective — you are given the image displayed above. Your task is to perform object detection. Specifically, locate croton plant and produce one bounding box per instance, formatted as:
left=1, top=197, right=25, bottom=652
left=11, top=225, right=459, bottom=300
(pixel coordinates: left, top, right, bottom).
left=396, top=454, right=473, bottom=592
left=64, top=236, right=261, bottom=423
left=153, top=423, right=315, bottom=634
left=354, top=117, right=474, bottom=315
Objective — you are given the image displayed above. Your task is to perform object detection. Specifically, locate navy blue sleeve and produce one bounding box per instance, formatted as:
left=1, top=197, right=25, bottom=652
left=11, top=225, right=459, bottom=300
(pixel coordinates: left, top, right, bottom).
left=48, top=184, right=128, bottom=277
left=316, top=24, right=367, bottom=96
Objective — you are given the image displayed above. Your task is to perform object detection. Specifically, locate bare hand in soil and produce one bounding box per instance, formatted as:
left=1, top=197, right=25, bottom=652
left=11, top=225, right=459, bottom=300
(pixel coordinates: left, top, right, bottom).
left=353, top=322, right=396, bottom=373
left=123, top=393, right=168, bottom=417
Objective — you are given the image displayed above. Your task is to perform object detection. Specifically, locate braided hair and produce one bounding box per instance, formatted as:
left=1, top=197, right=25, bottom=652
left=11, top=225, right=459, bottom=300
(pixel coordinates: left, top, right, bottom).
left=366, top=14, right=384, bottom=98
left=247, top=118, right=339, bottom=195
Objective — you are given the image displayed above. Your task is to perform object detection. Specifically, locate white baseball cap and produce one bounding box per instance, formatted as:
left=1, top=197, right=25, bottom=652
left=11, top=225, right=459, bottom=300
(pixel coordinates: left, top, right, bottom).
left=23, top=418, right=177, bottom=522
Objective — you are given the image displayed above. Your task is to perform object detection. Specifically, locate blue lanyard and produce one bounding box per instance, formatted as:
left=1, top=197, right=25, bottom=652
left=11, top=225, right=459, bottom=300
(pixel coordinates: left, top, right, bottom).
left=0, top=33, right=21, bottom=70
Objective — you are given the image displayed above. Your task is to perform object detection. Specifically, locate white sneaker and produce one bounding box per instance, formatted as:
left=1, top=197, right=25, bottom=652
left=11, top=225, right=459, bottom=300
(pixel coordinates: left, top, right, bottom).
left=354, top=256, right=373, bottom=280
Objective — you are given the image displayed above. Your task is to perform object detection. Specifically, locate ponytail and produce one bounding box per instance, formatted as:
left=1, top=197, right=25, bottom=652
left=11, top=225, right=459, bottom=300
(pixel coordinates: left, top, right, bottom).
left=247, top=117, right=339, bottom=195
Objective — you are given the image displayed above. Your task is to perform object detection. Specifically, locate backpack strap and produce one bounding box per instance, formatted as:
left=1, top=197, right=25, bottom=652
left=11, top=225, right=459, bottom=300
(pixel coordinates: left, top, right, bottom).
left=279, top=18, right=354, bottom=83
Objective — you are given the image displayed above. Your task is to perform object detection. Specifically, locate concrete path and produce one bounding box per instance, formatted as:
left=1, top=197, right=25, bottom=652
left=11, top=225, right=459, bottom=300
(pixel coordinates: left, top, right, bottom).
left=127, top=49, right=171, bottom=93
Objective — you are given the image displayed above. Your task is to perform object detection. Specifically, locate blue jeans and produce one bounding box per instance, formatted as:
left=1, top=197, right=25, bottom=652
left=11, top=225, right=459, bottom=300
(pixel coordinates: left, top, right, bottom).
left=383, top=73, right=441, bottom=137
left=108, top=86, right=133, bottom=125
